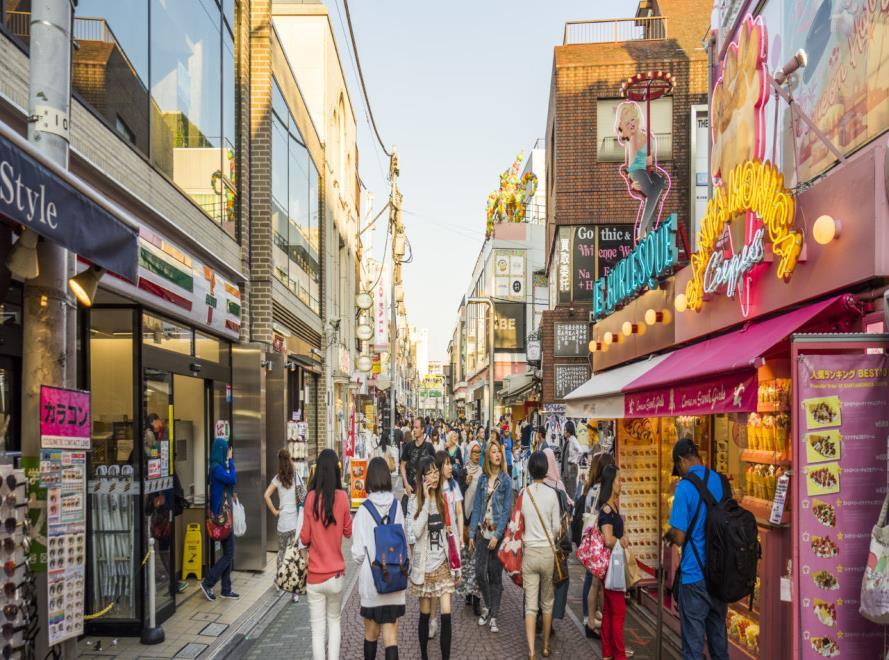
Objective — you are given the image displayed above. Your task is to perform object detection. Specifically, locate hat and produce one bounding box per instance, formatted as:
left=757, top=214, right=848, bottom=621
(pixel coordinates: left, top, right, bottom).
left=671, top=437, right=698, bottom=477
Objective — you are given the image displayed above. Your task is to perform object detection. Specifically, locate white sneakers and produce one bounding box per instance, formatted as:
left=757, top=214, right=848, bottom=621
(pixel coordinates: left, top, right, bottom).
left=489, top=617, right=499, bottom=633
left=429, top=617, right=438, bottom=639
left=477, top=608, right=490, bottom=626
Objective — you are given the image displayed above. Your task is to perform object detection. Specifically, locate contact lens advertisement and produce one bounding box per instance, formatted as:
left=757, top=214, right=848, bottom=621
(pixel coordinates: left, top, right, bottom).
left=797, top=353, right=889, bottom=658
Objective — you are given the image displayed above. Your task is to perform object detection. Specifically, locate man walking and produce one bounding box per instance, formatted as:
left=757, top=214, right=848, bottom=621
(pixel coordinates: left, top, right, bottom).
left=665, top=438, right=729, bottom=660
left=399, top=417, right=435, bottom=527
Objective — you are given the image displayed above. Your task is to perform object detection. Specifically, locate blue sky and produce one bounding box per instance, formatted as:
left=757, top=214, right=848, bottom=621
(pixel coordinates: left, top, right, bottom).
left=331, top=0, right=638, bottom=361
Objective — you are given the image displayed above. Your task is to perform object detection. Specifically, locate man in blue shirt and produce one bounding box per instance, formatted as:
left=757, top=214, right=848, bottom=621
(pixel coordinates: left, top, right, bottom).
left=665, top=438, right=729, bottom=660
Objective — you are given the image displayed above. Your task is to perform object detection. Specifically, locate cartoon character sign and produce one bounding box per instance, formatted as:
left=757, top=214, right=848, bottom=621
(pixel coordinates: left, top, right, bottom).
left=615, top=100, right=671, bottom=243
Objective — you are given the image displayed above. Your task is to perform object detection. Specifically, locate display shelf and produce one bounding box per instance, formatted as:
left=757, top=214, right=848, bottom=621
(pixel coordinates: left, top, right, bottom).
left=757, top=402, right=790, bottom=413
left=740, top=449, right=791, bottom=467
left=730, top=598, right=760, bottom=620
left=728, top=636, right=757, bottom=659
left=742, top=496, right=790, bottom=526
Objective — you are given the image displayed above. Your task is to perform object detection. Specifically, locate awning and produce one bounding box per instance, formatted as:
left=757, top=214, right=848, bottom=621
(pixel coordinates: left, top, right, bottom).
left=624, top=295, right=859, bottom=417
left=498, top=370, right=537, bottom=403
left=0, top=121, right=139, bottom=281
left=563, top=354, right=669, bottom=419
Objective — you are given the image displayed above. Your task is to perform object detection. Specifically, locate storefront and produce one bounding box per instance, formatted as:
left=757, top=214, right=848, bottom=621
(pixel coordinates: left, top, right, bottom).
left=82, top=229, right=243, bottom=636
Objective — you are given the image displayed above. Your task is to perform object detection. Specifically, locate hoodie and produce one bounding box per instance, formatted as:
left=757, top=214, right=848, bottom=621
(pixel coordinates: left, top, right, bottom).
left=351, top=491, right=407, bottom=608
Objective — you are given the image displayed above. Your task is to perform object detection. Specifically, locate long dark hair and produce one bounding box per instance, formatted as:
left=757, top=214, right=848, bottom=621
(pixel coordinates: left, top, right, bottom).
left=584, top=451, right=615, bottom=497
left=277, top=448, right=294, bottom=489
left=434, top=450, right=454, bottom=491
left=309, top=449, right=341, bottom=527
left=598, top=464, right=619, bottom=509
left=414, top=456, right=445, bottom=520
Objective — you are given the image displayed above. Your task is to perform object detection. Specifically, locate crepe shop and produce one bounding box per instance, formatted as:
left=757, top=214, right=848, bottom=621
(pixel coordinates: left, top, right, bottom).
left=563, top=8, right=889, bottom=657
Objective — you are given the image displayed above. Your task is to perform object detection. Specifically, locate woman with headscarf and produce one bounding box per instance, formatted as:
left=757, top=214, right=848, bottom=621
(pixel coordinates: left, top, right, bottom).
left=457, top=440, right=483, bottom=615
left=541, top=448, right=573, bottom=633
left=201, top=437, right=239, bottom=601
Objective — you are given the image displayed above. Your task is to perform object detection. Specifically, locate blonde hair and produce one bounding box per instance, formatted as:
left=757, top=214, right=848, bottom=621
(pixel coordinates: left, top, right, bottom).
left=614, top=100, right=644, bottom=146
left=483, top=441, right=507, bottom=479
left=446, top=430, right=458, bottom=446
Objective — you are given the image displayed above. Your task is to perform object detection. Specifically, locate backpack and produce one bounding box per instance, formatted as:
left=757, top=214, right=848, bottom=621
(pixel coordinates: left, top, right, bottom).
left=362, top=499, right=410, bottom=594
left=684, top=468, right=761, bottom=604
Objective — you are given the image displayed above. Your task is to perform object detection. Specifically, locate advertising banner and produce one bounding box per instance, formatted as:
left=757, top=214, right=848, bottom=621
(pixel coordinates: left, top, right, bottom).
left=373, top=261, right=389, bottom=352
left=625, top=372, right=757, bottom=417
left=494, top=302, right=525, bottom=351
left=796, top=353, right=889, bottom=659
left=350, top=459, right=368, bottom=508
left=40, top=386, right=90, bottom=450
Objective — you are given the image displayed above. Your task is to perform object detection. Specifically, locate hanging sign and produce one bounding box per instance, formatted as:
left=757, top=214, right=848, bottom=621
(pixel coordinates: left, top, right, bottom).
left=40, top=386, right=91, bottom=450
left=593, top=213, right=677, bottom=319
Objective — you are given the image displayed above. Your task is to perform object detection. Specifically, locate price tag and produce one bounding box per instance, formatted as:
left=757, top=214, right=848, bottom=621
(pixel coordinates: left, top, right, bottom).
left=770, top=473, right=790, bottom=525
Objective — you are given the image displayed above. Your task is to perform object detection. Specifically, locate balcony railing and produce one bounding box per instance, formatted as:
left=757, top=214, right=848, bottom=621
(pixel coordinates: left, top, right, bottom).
left=563, top=16, right=667, bottom=45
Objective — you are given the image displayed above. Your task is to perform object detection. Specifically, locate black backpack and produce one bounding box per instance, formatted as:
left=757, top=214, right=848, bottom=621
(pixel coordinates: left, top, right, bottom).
left=684, top=468, right=761, bottom=604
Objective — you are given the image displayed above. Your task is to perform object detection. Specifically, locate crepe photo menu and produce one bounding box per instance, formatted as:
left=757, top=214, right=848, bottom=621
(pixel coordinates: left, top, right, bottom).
left=797, top=353, right=889, bottom=658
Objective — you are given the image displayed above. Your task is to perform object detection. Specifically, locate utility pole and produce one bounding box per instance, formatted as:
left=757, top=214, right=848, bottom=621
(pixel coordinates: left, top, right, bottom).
left=388, top=149, right=399, bottom=448
left=23, top=2, right=74, bottom=658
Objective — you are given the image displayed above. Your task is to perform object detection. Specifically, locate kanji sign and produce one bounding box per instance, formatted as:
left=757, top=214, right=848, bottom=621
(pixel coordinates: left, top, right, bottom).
left=40, top=386, right=91, bottom=450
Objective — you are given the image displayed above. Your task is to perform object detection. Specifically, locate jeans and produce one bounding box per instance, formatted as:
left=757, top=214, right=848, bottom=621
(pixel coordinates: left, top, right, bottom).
left=602, top=588, right=626, bottom=659
left=307, top=575, right=344, bottom=660
left=204, top=534, right=234, bottom=594
left=475, top=539, right=503, bottom=618
left=677, top=579, right=729, bottom=660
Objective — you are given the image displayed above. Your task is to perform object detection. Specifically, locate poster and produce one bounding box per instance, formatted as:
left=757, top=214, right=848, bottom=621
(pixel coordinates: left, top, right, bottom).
left=39, top=386, right=90, bottom=450
left=796, top=353, right=889, bottom=658
left=350, top=459, right=368, bottom=508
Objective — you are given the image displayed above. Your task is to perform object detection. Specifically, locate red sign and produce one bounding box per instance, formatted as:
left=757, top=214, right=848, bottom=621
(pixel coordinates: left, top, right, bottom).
left=625, top=372, right=757, bottom=417
left=39, top=386, right=91, bottom=449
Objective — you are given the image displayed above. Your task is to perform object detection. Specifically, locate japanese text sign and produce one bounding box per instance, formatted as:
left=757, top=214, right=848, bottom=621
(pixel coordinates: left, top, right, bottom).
left=40, top=386, right=90, bottom=450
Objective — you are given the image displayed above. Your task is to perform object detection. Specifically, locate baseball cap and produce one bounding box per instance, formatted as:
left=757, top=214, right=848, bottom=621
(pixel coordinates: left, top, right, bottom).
left=671, top=437, right=698, bottom=476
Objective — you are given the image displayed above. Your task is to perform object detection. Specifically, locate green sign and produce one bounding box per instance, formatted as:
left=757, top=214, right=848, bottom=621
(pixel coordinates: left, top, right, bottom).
left=592, top=213, right=677, bottom=319
left=22, top=456, right=46, bottom=573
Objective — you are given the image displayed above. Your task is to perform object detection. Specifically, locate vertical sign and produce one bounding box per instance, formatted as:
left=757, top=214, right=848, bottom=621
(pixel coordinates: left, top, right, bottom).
left=796, top=353, right=889, bottom=658
left=690, top=105, right=709, bottom=250
left=373, top=261, right=389, bottom=352
left=557, top=227, right=572, bottom=304
left=572, top=226, right=597, bottom=301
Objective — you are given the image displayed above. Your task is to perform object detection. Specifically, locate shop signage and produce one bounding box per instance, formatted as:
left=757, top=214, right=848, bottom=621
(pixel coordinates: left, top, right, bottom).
left=0, top=131, right=139, bottom=281
left=373, top=261, right=389, bottom=352
left=494, top=250, right=525, bottom=300
left=557, top=228, right=571, bottom=304
left=625, top=371, right=756, bottom=417
left=39, top=386, right=90, bottom=450
left=554, top=322, right=589, bottom=357
left=494, top=302, right=525, bottom=351
left=593, top=213, right=677, bottom=319
left=526, top=339, right=541, bottom=362
left=555, top=225, right=635, bottom=304
left=554, top=364, right=589, bottom=400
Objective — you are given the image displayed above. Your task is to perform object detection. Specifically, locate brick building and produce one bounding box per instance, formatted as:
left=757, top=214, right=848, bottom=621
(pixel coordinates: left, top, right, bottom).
left=541, top=0, right=710, bottom=405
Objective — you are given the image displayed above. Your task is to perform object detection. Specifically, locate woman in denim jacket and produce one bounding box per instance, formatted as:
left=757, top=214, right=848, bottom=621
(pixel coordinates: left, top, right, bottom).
left=468, top=441, right=513, bottom=633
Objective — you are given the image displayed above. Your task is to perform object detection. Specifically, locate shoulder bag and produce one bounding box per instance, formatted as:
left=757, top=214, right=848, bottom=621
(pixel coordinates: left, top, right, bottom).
left=206, top=494, right=232, bottom=542
left=527, top=485, right=569, bottom=587
left=496, top=490, right=525, bottom=587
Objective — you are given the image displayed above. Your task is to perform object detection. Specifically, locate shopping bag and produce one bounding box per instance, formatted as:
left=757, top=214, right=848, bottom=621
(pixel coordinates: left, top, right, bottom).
left=604, top=542, right=627, bottom=592
left=861, top=493, right=889, bottom=623
left=497, top=491, right=525, bottom=587
left=442, top=494, right=462, bottom=574
left=232, top=498, right=247, bottom=537
left=624, top=545, right=643, bottom=589
left=275, top=540, right=308, bottom=594
left=576, top=525, right=611, bottom=579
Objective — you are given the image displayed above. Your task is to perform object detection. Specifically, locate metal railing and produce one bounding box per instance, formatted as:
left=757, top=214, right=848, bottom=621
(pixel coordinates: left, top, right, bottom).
left=563, top=16, right=667, bottom=45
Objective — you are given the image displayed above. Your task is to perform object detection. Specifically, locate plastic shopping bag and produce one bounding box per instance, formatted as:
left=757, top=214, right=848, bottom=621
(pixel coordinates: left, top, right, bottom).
left=861, top=494, right=889, bottom=623
left=604, top=541, right=627, bottom=592
left=232, top=498, right=247, bottom=537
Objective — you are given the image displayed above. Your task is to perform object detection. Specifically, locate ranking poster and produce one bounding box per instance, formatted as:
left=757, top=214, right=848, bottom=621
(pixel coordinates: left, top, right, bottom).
left=796, top=353, right=889, bottom=658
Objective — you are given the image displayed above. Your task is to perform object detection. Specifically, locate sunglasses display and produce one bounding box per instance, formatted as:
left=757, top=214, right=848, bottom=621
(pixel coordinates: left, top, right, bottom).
left=0, top=469, right=31, bottom=658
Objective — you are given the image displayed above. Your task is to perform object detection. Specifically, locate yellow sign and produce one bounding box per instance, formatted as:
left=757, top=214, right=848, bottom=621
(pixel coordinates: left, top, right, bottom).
left=181, top=523, right=202, bottom=580
left=685, top=159, right=802, bottom=312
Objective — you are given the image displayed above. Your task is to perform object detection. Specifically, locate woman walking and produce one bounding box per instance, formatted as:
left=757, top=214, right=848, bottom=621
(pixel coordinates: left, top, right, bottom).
left=521, top=451, right=561, bottom=658
left=263, top=448, right=306, bottom=603
left=468, top=441, right=512, bottom=633
left=457, top=440, right=483, bottom=615
left=201, top=437, right=238, bottom=601
left=543, top=448, right=572, bottom=633
left=598, top=464, right=628, bottom=660
left=352, top=457, right=406, bottom=660
left=300, top=449, right=353, bottom=660
left=582, top=452, right=615, bottom=637
left=445, top=431, right=464, bottom=486
left=409, top=456, right=457, bottom=660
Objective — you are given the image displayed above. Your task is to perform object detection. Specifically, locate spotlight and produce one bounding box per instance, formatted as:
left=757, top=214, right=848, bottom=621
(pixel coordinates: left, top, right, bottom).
left=674, top=293, right=688, bottom=313
left=644, top=308, right=671, bottom=325
left=813, top=215, right=841, bottom=245
left=588, top=339, right=598, bottom=353
left=6, top=230, right=39, bottom=280
left=68, top=266, right=105, bottom=307
left=774, top=49, right=807, bottom=85
left=622, top=322, right=644, bottom=336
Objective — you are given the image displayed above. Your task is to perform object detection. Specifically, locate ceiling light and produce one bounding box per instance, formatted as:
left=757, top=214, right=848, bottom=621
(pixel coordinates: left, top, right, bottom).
left=68, top=266, right=105, bottom=307
left=6, top=230, right=39, bottom=280
left=813, top=214, right=841, bottom=245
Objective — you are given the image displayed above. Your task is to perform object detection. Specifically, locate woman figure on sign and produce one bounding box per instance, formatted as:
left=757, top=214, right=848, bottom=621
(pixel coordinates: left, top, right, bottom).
left=264, top=448, right=306, bottom=603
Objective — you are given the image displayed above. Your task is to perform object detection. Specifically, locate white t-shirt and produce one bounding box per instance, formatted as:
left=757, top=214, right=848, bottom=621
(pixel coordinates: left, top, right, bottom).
left=565, top=435, right=582, bottom=465
left=521, top=482, right=561, bottom=549
left=271, top=475, right=298, bottom=533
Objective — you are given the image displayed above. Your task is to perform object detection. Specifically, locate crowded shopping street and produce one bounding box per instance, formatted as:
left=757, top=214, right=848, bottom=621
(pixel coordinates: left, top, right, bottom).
left=0, top=0, right=887, bottom=658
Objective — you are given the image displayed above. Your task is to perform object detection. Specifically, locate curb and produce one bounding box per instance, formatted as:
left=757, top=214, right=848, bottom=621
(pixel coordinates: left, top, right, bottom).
left=208, top=585, right=289, bottom=659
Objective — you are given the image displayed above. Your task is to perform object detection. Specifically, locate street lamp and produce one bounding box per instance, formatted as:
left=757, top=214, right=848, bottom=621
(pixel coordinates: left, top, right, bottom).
left=466, top=296, right=495, bottom=428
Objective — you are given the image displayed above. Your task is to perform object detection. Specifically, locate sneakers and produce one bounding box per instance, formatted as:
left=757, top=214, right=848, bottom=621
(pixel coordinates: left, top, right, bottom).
left=429, top=617, right=438, bottom=639
left=292, top=593, right=300, bottom=603
left=220, top=591, right=241, bottom=600
left=489, top=617, right=499, bottom=633
left=477, top=608, right=490, bottom=626
left=199, top=582, right=216, bottom=602
left=177, top=580, right=188, bottom=593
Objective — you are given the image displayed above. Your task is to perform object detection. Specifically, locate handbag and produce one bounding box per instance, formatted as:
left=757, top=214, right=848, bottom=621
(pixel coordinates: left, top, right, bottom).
left=442, top=494, right=462, bottom=573
left=861, top=493, right=889, bottom=623
left=206, top=496, right=232, bottom=542
left=624, top=544, right=642, bottom=589
left=576, top=525, right=611, bottom=579
left=526, top=485, right=569, bottom=587
left=275, top=538, right=308, bottom=594
left=604, top=541, right=627, bottom=592
left=497, top=490, right=525, bottom=587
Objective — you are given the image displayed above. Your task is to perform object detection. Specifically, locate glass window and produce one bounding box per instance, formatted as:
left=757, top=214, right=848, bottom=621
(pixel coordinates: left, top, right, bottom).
left=597, top=97, right=673, bottom=162
left=221, top=26, right=237, bottom=238
left=195, top=331, right=230, bottom=366
left=143, top=312, right=193, bottom=355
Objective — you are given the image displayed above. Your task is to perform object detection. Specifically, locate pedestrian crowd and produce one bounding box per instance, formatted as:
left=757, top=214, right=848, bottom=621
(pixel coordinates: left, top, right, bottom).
left=206, top=413, right=743, bottom=660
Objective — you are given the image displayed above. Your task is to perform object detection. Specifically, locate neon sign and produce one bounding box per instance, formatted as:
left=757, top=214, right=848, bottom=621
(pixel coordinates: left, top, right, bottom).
left=593, top=213, right=677, bottom=319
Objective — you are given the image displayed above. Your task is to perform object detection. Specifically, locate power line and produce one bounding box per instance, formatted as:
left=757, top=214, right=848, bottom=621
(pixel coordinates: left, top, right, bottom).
left=342, top=0, right=392, bottom=159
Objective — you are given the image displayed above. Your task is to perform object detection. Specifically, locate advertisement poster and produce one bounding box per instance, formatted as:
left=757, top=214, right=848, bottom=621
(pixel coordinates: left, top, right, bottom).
left=350, top=459, right=368, bottom=508
left=39, top=386, right=90, bottom=450
left=796, top=353, right=889, bottom=658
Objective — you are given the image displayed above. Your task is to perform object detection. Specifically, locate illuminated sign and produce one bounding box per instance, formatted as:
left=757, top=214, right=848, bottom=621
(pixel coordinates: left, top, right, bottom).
left=593, top=213, right=677, bottom=319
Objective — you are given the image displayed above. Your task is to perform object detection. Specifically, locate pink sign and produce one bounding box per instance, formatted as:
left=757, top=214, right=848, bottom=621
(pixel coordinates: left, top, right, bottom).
left=796, top=353, right=889, bottom=659
left=625, top=372, right=757, bottom=417
left=39, top=386, right=91, bottom=449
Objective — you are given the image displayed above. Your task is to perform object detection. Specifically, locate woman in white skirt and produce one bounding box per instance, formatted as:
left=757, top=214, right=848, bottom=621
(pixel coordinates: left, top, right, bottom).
left=263, top=447, right=306, bottom=602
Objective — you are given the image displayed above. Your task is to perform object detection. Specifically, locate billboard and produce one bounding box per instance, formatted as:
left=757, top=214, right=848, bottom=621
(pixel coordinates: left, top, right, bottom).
left=494, top=303, right=526, bottom=351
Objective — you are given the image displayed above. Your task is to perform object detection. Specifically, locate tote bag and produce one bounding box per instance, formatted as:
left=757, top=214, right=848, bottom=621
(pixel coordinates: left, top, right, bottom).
left=275, top=539, right=308, bottom=594
left=576, top=526, right=611, bottom=579
left=497, top=491, right=525, bottom=587
left=861, top=493, right=889, bottom=623
left=604, top=541, right=627, bottom=592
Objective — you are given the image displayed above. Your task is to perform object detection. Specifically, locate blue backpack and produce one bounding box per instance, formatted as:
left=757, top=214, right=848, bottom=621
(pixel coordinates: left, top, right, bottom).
left=362, top=499, right=410, bottom=594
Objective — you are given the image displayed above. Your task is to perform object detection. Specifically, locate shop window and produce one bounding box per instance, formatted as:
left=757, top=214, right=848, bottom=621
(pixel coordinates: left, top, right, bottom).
left=143, top=312, right=193, bottom=355
left=597, top=97, right=673, bottom=162
left=195, top=331, right=230, bottom=366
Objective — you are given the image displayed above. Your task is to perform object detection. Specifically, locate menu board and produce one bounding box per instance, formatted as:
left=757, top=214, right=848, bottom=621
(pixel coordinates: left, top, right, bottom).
left=796, top=353, right=889, bottom=659
left=595, top=225, right=635, bottom=279
left=572, top=226, right=597, bottom=301
left=554, top=322, right=589, bottom=357
left=554, top=364, right=589, bottom=399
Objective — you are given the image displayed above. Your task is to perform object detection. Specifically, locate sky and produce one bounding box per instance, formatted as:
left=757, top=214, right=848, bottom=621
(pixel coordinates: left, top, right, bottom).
left=329, top=0, right=638, bottom=361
